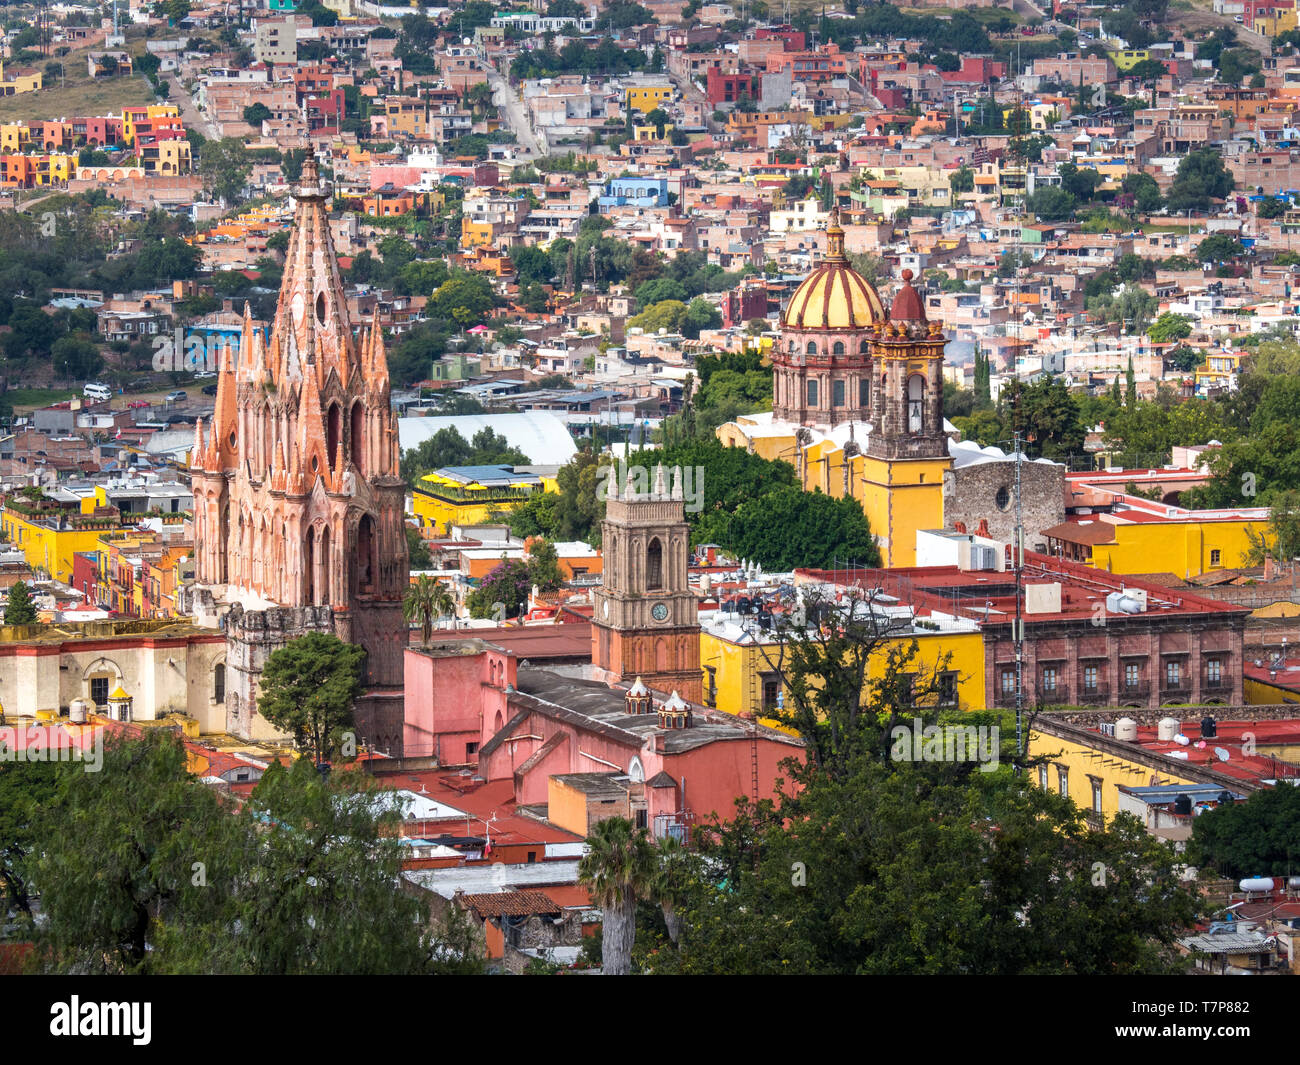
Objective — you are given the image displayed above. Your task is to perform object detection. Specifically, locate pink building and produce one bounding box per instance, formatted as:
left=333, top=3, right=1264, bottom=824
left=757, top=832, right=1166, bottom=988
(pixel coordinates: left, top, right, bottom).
left=403, top=637, right=805, bottom=838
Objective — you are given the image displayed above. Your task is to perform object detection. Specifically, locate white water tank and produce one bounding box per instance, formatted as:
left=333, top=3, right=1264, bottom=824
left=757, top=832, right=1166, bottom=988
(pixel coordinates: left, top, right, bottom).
left=1115, top=717, right=1138, bottom=742
left=1157, top=717, right=1180, bottom=741
left=68, top=697, right=89, bottom=724
left=1240, top=877, right=1274, bottom=894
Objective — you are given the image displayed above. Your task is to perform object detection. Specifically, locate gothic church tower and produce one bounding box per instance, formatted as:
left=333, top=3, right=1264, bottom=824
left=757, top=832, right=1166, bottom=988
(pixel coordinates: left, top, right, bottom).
left=189, top=147, right=408, bottom=746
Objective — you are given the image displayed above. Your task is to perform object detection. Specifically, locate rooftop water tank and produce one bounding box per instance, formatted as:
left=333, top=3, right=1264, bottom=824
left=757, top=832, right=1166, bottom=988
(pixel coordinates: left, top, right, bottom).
left=1240, top=877, right=1274, bottom=894
left=68, top=697, right=89, bottom=724
left=1115, top=717, right=1138, bottom=741
left=1157, top=717, right=1180, bottom=741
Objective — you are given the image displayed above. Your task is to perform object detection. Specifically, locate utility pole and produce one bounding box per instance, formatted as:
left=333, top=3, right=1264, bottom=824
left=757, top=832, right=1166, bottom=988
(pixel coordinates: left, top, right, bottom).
left=1013, top=428, right=1025, bottom=775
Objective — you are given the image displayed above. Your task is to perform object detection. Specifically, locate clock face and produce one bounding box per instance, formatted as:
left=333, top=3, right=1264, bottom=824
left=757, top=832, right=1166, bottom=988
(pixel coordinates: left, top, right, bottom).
left=652, top=602, right=669, bottom=622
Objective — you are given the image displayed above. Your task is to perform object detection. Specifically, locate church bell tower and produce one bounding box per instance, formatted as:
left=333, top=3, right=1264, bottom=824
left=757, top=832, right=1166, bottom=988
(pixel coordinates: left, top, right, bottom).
left=592, top=464, right=702, bottom=702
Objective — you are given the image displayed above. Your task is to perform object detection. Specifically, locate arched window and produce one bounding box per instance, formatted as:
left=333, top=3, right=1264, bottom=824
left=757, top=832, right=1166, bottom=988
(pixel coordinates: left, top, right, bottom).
left=806, top=341, right=817, bottom=355
left=355, top=515, right=375, bottom=593
left=214, top=663, right=226, bottom=703
left=908, top=374, right=925, bottom=432
left=787, top=339, right=796, bottom=352
left=303, top=530, right=315, bottom=604
left=859, top=339, right=870, bottom=354
left=647, top=537, right=663, bottom=590
left=326, top=402, right=341, bottom=463
left=832, top=340, right=845, bottom=355
left=349, top=402, right=365, bottom=474
left=315, top=291, right=326, bottom=325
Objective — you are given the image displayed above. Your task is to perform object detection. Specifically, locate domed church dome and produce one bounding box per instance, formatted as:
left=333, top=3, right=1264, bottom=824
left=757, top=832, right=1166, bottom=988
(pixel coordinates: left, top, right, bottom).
left=781, top=208, right=886, bottom=330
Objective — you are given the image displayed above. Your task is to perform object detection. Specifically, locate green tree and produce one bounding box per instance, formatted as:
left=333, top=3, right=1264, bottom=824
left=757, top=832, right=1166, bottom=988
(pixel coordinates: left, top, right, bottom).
left=723, top=487, right=880, bottom=571
left=1026, top=185, right=1077, bottom=221
left=1191, top=784, right=1300, bottom=878
left=466, top=557, right=534, bottom=620
left=4, top=580, right=37, bottom=625
left=1148, top=312, right=1192, bottom=344
left=525, top=538, right=564, bottom=593
left=1242, top=489, right=1300, bottom=570
left=1126, top=356, right=1137, bottom=410
left=579, top=816, right=658, bottom=975
left=949, top=165, right=974, bottom=194
left=51, top=335, right=102, bottom=379
left=256, top=633, right=366, bottom=764
left=648, top=755, right=1199, bottom=974
left=1122, top=171, right=1163, bottom=215
left=243, top=102, right=272, bottom=124
left=28, top=731, right=237, bottom=974
left=406, top=524, right=432, bottom=568
left=1196, top=233, right=1246, bottom=263
left=403, top=574, right=454, bottom=645
left=401, top=427, right=528, bottom=484
left=1166, top=148, right=1234, bottom=215
left=198, top=137, right=253, bottom=206
left=0, top=759, right=58, bottom=922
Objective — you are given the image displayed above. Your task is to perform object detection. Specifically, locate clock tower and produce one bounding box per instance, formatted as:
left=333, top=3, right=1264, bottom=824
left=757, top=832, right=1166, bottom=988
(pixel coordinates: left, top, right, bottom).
left=592, top=463, right=701, bottom=702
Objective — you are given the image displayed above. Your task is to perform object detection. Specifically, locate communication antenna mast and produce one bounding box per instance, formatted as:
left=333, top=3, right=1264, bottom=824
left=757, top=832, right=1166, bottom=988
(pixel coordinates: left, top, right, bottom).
left=1013, top=428, right=1025, bottom=774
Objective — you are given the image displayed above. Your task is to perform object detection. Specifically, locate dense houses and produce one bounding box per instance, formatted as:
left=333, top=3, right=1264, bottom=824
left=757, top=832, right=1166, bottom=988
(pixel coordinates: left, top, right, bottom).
left=10, top=0, right=1300, bottom=977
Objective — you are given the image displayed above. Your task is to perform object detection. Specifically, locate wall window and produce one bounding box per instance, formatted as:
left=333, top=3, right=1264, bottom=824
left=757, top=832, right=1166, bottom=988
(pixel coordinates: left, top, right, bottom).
left=938, top=671, right=958, bottom=706
left=1125, top=663, right=1141, bottom=689
left=703, top=666, right=717, bottom=708
left=807, top=380, right=819, bottom=406
left=1000, top=669, right=1015, bottom=695
left=859, top=378, right=870, bottom=406
left=761, top=673, right=780, bottom=714
left=1090, top=778, right=1103, bottom=814
left=832, top=379, right=845, bottom=407
left=1038, top=764, right=1049, bottom=791
left=646, top=538, right=663, bottom=590
left=1207, top=658, right=1222, bottom=685
left=1041, top=666, right=1057, bottom=694
left=90, top=675, right=110, bottom=707
left=1083, top=665, right=1098, bottom=692
left=214, top=662, right=225, bottom=703
left=1210, top=548, right=1221, bottom=567
left=805, top=341, right=817, bottom=355
left=832, top=341, right=845, bottom=355
left=1165, top=660, right=1182, bottom=689
left=1057, top=765, right=1069, bottom=798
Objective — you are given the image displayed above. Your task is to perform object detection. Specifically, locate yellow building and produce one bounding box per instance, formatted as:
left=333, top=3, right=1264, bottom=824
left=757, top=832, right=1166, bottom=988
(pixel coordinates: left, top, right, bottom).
left=717, top=211, right=950, bottom=568
left=1043, top=511, right=1266, bottom=579
left=1028, top=715, right=1210, bottom=826
left=1, top=489, right=124, bottom=583
left=0, top=62, right=42, bottom=96
left=410, top=465, right=557, bottom=535
left=699, top=614, right=986, bottom=725
left=1255, top=8, right=1298, bottom=36
left=1195, top=349, right=1241, bottom=395
left=625, top=85, right=673, bottom=114
left=0, top=123, right=31, bottom=152
left=1113, top=49, right=1152, bottom=72
left=121, top=104, right=182, bottom=147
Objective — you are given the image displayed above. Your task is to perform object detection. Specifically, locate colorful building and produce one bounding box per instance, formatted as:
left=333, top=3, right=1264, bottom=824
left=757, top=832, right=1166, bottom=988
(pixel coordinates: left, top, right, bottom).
left=717, top=211, right=950, bottom=568
left=699, top=609, right=986, bottom=723
left=625, top=84, right=673, bottom=114
left=411, top=465, right=557, bottom=535
left=1, top=489, right=127, bottom=583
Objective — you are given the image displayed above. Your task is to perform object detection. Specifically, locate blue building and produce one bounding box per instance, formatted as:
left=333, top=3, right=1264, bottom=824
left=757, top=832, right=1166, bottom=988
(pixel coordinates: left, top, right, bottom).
left=597, top=176, right=670, bottom=209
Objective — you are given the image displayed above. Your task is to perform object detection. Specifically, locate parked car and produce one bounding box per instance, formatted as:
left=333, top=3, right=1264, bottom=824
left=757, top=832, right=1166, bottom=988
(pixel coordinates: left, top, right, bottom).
left=127, top=399, right=150, bottom=409
left=165, top=390, right=187, bottom=402
left=83, top=383, right=112, bottom=402
left=194, top=371, right=217, bottom=380
left=201, top=384, right=218, bottom=396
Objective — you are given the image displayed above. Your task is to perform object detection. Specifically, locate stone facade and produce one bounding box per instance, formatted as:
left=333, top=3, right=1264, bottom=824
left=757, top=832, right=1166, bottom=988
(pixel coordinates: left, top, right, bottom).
left=591, top=464, right=702, bottom=702
left=944, top=457, right=1066, bottom=549
left=188, top=146, right=408, bottom=745
left=985, top=615, right=1247, bottom=711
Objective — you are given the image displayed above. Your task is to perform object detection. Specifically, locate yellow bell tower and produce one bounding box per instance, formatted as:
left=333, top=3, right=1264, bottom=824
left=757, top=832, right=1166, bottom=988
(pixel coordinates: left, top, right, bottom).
left=860, top=269, right=951, bottom=567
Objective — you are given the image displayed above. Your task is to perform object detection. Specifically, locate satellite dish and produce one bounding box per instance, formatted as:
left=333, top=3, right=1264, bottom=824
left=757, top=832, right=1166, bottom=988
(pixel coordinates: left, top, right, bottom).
left=1214, top=747, right=1231, bottom=762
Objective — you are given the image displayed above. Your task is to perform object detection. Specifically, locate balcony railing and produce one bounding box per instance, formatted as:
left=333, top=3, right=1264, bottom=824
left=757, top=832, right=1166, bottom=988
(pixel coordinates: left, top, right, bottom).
left=1204, top=675, right=1233, bottom=692
left=1160, top=683, right=1192, bottom=700
left=1119, top=683, right=1151, bottom=700
left=1076, top=685, right=1110, bottom=704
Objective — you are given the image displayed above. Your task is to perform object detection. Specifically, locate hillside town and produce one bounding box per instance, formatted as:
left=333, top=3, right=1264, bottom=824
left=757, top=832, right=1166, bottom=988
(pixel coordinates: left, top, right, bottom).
left=3, top=0, right=1300, bottom=992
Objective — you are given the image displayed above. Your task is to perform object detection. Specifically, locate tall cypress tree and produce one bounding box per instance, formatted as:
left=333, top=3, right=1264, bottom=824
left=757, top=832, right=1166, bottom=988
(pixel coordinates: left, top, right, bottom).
left=1125, top=355, right=1137, bottom=411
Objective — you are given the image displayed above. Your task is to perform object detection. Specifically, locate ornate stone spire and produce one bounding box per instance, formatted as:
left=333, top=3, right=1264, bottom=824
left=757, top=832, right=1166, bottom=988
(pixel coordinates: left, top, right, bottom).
left=825, top=205, right=847, bottom=263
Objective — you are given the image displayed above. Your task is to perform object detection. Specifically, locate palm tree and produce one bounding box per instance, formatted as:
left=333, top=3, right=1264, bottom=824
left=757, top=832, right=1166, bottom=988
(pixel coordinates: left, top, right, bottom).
left=653, top=835, right=691, bottom=946
left=578, top=817, right=657, bottom=975
left=403, top=575, right=451, bottom=647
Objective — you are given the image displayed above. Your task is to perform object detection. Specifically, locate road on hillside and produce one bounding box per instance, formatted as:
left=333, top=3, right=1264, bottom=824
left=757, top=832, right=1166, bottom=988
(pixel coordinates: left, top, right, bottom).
left=167, top=73, right=220, bottom=141
left=483, top=60, right=545, bottom=158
